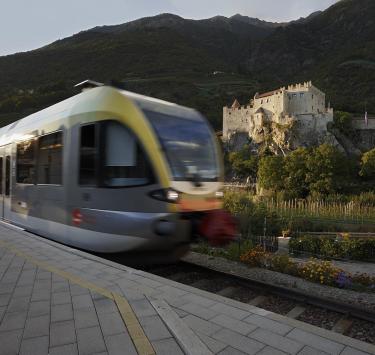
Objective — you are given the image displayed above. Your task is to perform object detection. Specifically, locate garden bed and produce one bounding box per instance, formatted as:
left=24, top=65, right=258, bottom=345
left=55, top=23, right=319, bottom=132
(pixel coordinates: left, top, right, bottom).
left=184, top=251, right=375, bottom=313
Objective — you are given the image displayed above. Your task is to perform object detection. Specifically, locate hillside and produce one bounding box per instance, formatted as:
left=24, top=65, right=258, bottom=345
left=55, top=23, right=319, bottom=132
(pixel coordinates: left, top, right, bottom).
left=0, top=0, right=374, bottom=129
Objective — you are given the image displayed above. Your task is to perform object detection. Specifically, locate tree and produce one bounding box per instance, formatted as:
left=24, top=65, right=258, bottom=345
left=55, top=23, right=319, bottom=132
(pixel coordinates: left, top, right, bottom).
left=360, top=148, right=375, bottom=179
left=333, top=111, right=353, bottom=135
left=257, top=155, right=285, bottom=190
left=284, top=147, right=310, bottom=198
left=228, top=145, right=258, bottom=180
left=306, top=144, right=349, bottom=195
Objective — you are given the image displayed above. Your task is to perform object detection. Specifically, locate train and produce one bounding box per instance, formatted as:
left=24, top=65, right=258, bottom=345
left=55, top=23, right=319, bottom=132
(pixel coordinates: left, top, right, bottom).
left=0, top=81, right=235, bottom=259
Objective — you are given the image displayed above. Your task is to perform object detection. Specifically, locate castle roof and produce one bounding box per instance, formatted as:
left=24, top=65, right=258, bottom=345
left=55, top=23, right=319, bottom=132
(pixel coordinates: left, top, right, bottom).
left=256, top=90, right=279, bottom=99
left=231, top=99, right=241, bottom=108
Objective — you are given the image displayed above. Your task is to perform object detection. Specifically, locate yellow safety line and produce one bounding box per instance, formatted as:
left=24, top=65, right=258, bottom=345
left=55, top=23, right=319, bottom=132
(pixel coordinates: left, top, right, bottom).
left=0, top=240, right=155, bottom=355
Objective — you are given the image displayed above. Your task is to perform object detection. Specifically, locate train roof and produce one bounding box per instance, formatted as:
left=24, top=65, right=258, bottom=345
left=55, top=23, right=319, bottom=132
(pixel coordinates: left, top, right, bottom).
left=0, top=86, right=199, bottom=146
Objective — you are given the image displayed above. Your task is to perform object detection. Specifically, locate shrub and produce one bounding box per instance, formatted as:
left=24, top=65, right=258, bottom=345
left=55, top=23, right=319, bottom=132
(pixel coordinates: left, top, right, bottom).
left=289, top=235, right=375, bottom=261
left=298, top=258, right=342, bottom=285
left=240, top=246, right=270, bottom=267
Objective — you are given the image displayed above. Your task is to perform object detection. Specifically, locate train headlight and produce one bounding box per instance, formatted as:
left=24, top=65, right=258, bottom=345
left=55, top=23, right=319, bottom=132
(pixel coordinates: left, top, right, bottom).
left=149, top=188, right=180, bottom=203
left=215, top=190, right=224, bottom=198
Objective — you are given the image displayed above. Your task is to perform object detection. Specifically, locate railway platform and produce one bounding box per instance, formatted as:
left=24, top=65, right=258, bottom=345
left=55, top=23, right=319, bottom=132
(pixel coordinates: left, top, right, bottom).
left=0, top=222, right=374, bottom=355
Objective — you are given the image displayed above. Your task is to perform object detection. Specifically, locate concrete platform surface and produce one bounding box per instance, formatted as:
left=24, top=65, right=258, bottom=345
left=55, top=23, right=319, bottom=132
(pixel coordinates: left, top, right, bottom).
left=0, top=222, right=374, bottom=355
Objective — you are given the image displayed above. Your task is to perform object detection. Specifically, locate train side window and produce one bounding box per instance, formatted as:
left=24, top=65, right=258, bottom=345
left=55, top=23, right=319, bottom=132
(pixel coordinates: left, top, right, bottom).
left=79, top=124, right=97, bottom=185
left=102, top=121, right=153, bottom=187
left=16, top=139, right=36, bottom=184
left=0, top=157, right=3, bottom=194
left=37, top=131, right=63, bottom=185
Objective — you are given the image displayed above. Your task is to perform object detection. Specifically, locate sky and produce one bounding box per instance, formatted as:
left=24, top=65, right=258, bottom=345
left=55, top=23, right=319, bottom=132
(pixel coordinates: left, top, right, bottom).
left=0, top=0, right=338, bottom=56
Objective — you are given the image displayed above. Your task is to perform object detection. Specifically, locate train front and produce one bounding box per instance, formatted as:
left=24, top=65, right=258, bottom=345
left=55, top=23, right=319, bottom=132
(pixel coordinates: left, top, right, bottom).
left=136, top=99, right=237, bottom=249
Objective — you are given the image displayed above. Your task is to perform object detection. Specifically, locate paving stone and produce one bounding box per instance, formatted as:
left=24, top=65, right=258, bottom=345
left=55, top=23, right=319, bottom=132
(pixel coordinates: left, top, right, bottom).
left=0, top=293, right=12, bottom=306
left=249, top=328, right=304, bottom=354
left=160, top=293, right=190, bottom=308
left=196, top=331, right=227, bottom=353
left=297, top=346, right=329, bottom=355
left=287, top=329, right=344, bottom=355
left=74, top=307, right=100, bottom=329
left=244, top=314, right=293, bottom=336
left=0, top=311, right=27, bottom=331
left=170, top=306, right=188, bottom=318
left=23, top=314, right=50, bottom=338
left=28, top=300, right=50, bottom=317
left=50, top=320, right=76, bottom=347
left=94, top=298, right=119, bottom=314
left=256, top=346, right=287, bottom=355
left=340, top=347, right=370, bottom=355
left=218, top=346, right=248, bottom=355
left=183, top=314, right=222, bottom=336
left=210, top=302, right=250, bottom=321
left=136, top=276, right=164, bottom=288
left=70, top=284, right=91, bottom=296
left=51, top=303, right=74, bottom=322
left=211, top=314, right=257, bottom=335
left=129, top=299, right=157, bottom=317
left=7, top=296, right=30, bottom=313
left=52, top=291, right=71, bottom=305
left=49, top=343, right=79, bottom=355
left=0, top=306, right=5, bottom=321
left=98, top=311, right=126, bottom=336
left=152, top=337, right=184, bottom=355
left=33, top=280, right=52, bottom=291
left=76, top=326, right=107, bottom=355
left=180, top=292, right=217, bottom=307
left=156, top=285, right=187, bottom=297
left=212, top=328, right=265, bottom=355
left=31, top=289, right=51, bottom=301
left=0, top=284, right=14, bottom=295
left=52, top=282, right=70, bottom=293
left=2, top=271, right=21, bottom=284
left=180, top=302, right=218, bottom=320
left=139, top=315, right=171, bottom=341
left=36, top=271, right=51, bottom=280
left=0, top=329, right=22, bottom=355
left=19, top=335, right=49, bottom=355
left=13, top=285, right=33, bottom=298
left=72, top=294, right=94, bottom=310
left=105, top=332, right=138, bottom=355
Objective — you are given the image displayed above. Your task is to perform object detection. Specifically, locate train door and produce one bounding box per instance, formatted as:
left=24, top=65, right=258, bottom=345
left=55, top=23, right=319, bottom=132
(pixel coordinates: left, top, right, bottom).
left=3, top=145, right=12, bottom=221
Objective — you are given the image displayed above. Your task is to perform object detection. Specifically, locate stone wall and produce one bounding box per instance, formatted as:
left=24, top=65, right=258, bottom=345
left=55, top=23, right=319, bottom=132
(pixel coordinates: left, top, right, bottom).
left=223, top=106, right=251, bottom=140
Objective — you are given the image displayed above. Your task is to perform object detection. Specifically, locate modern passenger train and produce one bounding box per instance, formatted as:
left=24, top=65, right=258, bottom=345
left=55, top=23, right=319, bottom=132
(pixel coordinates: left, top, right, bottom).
left=0, top=81, right=235, bottom=257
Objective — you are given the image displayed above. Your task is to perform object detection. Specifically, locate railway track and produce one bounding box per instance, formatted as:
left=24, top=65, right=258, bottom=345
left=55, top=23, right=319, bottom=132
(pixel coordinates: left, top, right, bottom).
left=140, top=260, right=375, bottom=345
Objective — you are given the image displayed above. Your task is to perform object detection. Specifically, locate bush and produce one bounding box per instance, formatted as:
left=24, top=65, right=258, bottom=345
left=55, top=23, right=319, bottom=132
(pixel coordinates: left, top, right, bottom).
left=240, top=246, right=270, bottom=267
left=298, top=259, right=341, bottom=285
left=289, top=235, right=375, bottom=261
left=224, top=191, right=282, bottom=237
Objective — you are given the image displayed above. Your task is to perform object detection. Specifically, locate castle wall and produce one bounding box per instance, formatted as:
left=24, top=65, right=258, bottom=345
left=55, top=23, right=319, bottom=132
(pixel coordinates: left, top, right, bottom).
left=352, top=118, right=375, bottom=130
left=285, top=85, right=325, bottom=115
left=223, top=106, right=251, bottom=140
left=253, top=90, right=285, bottom=117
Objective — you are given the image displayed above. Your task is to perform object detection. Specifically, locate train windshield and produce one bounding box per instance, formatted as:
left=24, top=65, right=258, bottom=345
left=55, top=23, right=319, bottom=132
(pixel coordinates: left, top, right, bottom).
left=144, top=109, right=219, bottom=182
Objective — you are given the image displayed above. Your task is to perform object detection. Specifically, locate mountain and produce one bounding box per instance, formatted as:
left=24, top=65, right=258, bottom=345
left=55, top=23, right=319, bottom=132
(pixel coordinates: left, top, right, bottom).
left=0, top=0, right=374, bottom=129
left=247, top=0, right=375, bottom=113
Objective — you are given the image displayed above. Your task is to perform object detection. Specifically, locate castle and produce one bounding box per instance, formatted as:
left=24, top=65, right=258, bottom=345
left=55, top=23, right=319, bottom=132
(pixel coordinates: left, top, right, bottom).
left=223, top=81, right=334, bottom=152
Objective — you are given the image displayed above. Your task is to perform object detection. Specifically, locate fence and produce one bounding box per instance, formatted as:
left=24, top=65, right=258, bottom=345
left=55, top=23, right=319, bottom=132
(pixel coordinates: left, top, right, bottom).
left=240, top=235, right=278, bottom=253
left=265, top=199, right=375, bottom=226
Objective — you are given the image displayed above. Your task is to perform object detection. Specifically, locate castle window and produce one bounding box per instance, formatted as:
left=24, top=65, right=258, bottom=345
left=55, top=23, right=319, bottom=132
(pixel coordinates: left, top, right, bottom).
left=261, top=100, right=263, bottom=104
left=312, top=94, right=314, bottom=99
